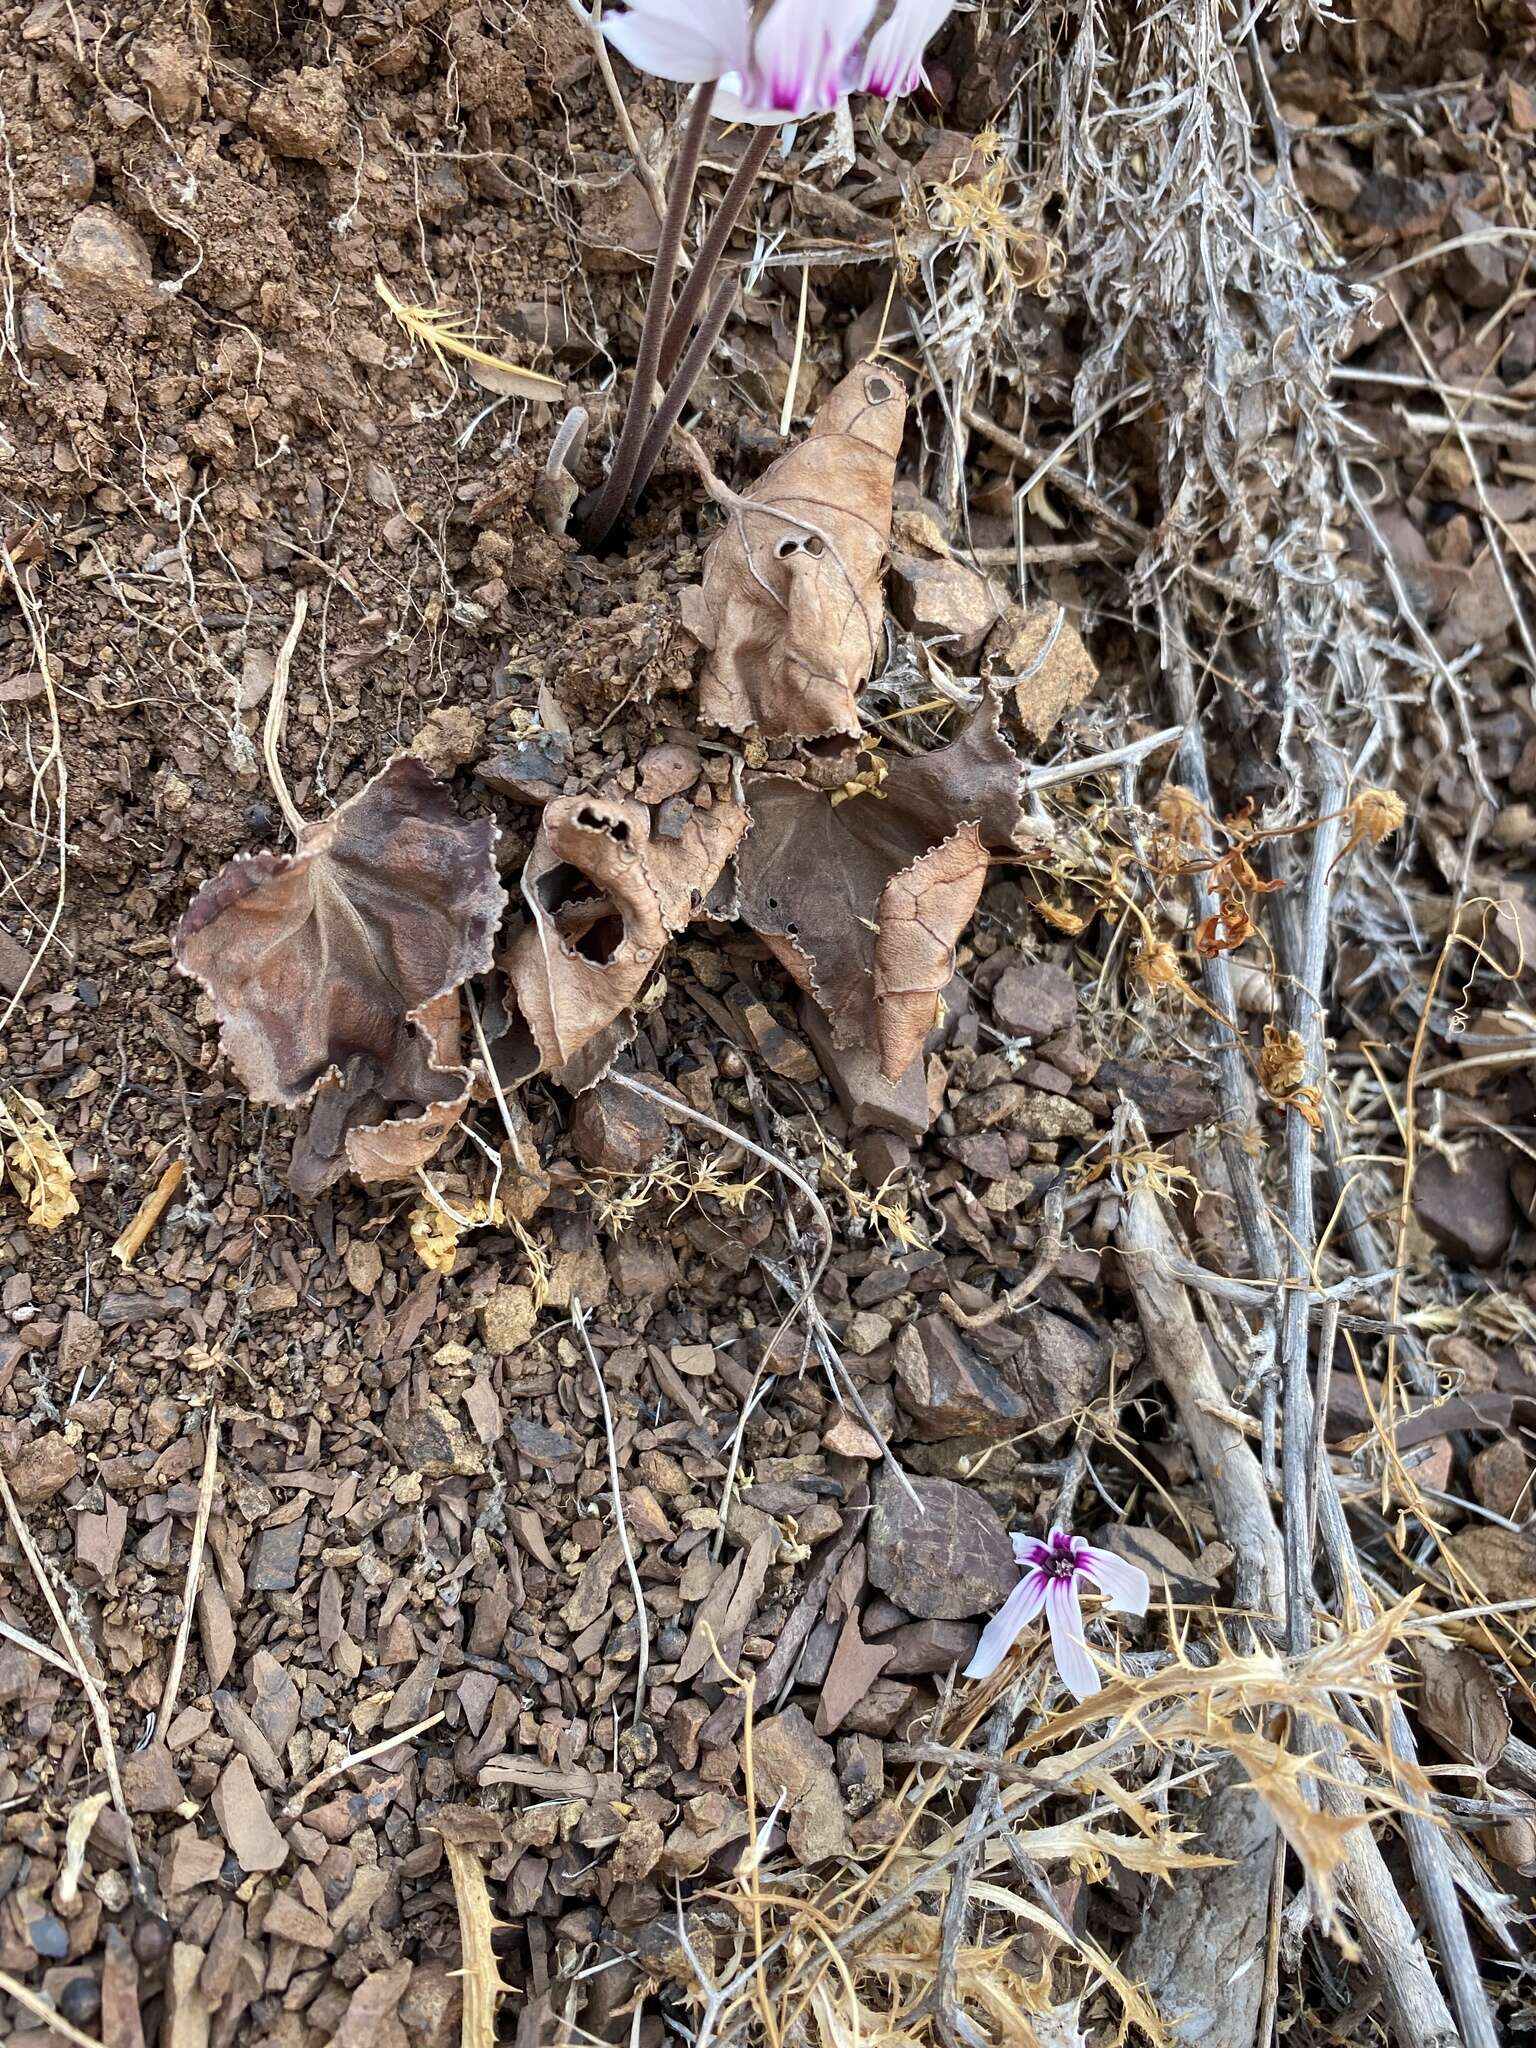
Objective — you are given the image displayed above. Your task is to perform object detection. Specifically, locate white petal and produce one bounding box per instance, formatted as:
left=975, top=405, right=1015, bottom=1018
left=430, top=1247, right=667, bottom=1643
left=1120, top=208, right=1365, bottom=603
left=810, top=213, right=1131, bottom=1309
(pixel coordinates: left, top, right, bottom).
left=1045, top=1577, right=1099, bottom=1700
left=748, top=0, right=876, bottom=114
left=1012, top=1531, right=1048, bottom=1567
left=857, top=0, right=954, bottom=96
left=708, top=73, right=797, bottom=126
left=604, top=0, right=751, bottom=84
left=962, top=1570, right=1049, bottom=1682
left=1079, top=1544, right=1151, bottom=1617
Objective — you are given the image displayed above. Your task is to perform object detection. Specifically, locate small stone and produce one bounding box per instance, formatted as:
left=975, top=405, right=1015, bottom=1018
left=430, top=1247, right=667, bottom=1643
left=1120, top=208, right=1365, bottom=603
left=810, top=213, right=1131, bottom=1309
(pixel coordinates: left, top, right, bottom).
left=580, top=173, right=661, bottom=273
left=408, top=705, right=485, bottom=778
left=635, top=741, right=703, bottom=802
left=878, top=1615, right=980, bottom=1676
left=248, top=65, right=347, bottom=160
left=752, top=1707, right=852, bottom=1865
left=990, top=605, right=1098, bottom=742
left=131, top=36, right=205, bottom=122
left=800, top=997, right=934, bottom=1139
left=508, top=1416, right=576, bottom=1467
left=476, top=733, right=572, bottom=805
left=853, top=1130, right=911, bottom=1187
left=571, top=1081, right=668, bottom=1173
left=1294, top=145, right=1362, bottom=212
left=212, top=1753, right=288, bottom=1873
left=28, top=1913, right=69, bottom=1959
left=739, top=1001, right=820, bottom=1083
left=56, top=205, right=156, bottom=307
left=480, top=1284, right=537, bottom=1353
left=162, top=1823, right=226, bottom=1897
left=386, top=1399, right=484, bottom=1480
left=1011, top=1308, right=1110, bottom=1442
left=1091, top=1057, right=1218, bottom=1135
left=866, top=1472, right=1016, bottom=1620
left=823, top=1414, right=882, bottom=1460
left=247, top=1513, right=307, bottom=1592
left=1469, top=1438, right=1532, bottom=1522
left=892, top=1318, right=1031, bottom=1443
left=990, top=962, right=1076, bottom=1041
left=621, top=1484, right=674, bottom=1543
left=890, top=550, right=1002, bottom=662
left=5, top=1430, right=78, bottom=1506
left=262, top=1889, right=334, bottom=1949
left=345, top=1239, right=383, bottom=1292
left=20, top=295, right=91, bottom=370
left=1413, top=1145, right=1515, bottom=1266
left=121, top=1742, right=184, bottom=1815
left=843, top=1311, right=893, bottom=1357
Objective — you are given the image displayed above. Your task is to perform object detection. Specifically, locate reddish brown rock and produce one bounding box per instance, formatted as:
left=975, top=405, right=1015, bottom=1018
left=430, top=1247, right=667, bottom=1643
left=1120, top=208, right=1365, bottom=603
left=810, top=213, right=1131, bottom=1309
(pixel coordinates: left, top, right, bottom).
left=866, top=1472, right=1015, bottom=1621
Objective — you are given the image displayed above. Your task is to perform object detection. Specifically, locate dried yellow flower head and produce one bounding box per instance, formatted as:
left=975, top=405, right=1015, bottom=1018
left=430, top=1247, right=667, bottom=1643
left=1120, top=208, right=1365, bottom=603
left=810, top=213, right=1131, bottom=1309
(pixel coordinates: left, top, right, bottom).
left=1350, top=786, right=1408, bottom=847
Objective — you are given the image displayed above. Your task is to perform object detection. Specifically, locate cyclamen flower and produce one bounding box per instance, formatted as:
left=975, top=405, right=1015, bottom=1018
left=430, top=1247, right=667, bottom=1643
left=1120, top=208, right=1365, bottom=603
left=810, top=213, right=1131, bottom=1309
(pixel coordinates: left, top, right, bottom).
left=964, top=1528, right=1150, bottom=1700
left=604, top=0, right=955, bottom=123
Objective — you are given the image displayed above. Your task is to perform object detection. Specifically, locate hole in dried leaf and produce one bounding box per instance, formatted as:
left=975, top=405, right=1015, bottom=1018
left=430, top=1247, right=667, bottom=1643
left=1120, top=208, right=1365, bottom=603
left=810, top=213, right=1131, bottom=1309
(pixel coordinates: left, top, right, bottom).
left=865, top=375, right=894, bottom=402
left=576, top=804, right=630, bottom=840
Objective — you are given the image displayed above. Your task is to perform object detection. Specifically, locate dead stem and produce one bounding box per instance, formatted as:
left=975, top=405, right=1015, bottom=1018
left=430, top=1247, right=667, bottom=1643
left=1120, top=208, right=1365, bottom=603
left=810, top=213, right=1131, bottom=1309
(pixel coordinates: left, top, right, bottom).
left=571, top=1296, right=651, bottom=1730
left=156, top=1409, right=219, bottom=1736
left=0, top=1470, right=143, bottom=1891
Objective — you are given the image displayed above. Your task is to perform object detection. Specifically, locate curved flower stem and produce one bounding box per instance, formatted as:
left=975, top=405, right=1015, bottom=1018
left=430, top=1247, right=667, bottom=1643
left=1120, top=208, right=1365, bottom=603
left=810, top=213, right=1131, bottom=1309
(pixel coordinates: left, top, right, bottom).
left=624, top=273, right=737, bottom=516
left=578, top=83, right=717, bottom=550
left=657, top=124, right=776, bottom=383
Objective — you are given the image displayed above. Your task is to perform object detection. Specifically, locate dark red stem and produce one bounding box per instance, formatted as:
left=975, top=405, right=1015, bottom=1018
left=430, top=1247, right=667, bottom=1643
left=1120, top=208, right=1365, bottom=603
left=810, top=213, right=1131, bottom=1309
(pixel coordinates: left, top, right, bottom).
left=578, top=84, right=717, bottom=551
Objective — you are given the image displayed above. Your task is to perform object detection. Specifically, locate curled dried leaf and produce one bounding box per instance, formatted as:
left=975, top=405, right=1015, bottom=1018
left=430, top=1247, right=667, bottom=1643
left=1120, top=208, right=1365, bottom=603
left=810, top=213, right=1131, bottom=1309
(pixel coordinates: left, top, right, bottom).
left=503, top=793, right=665, bottom=1076
left=874, top=826, right=988, bottom=1081
left=175, top=756, right=504, bottom=1194
left=2, top=1091, right=79, bottom=1231
left=688, top=360, right=906, bottom=740
left=501, top=788, right=744, bottom=1081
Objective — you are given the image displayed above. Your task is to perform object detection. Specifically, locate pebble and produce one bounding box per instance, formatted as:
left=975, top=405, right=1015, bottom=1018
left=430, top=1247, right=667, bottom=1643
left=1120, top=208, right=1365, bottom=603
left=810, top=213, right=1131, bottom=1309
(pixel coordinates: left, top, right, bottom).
left=56, top=205, right=156, bottom=307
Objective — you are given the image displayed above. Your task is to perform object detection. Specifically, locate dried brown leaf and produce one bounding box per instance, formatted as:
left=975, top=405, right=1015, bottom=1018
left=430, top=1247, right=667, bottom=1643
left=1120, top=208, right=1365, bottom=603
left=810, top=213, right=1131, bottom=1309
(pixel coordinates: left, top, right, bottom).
left=738, top=691, right=1038, bottom=1070
left=1414, top=1643, right=1512, bottom=1771
left=502, top=789, right=743, bottom=1078
left=874, top=824, right=988, bottom=1080
left=175, top=756, right=503, bottom=1195
left=688, top=360, right=906, bottom=739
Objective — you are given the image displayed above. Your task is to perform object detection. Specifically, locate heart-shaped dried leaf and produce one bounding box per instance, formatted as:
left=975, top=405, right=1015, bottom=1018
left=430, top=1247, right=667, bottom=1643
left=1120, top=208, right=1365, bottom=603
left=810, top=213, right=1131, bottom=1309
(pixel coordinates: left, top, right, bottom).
left=502, top=788, right=745, bottom=1082
left=685, top=361, right=906, bottom=741
left=874, top=825, right=988, bottom=1081
left=175, top=755, right=504, bottom=1192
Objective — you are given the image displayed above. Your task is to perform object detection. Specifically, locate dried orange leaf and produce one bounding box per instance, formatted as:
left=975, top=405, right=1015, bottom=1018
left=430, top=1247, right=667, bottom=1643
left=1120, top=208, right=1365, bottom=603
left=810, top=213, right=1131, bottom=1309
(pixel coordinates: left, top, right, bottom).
left=874, top=825, right=988, bottom=1080
left=688, top=360, right=906, bottom=740
left=175, top=756, right=504, bottom=1195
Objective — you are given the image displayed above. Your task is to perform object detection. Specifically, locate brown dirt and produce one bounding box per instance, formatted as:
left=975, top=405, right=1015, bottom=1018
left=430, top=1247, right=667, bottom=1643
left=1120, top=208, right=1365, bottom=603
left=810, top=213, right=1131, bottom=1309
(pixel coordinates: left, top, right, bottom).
left=2, top=0, right=1536, bottom=2044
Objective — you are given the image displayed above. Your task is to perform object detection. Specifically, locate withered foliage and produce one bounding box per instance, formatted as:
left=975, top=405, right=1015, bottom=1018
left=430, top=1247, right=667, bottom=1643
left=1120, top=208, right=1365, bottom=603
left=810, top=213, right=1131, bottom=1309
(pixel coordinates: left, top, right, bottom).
left=682, top=360, right=907, bottom=740
left=737, top=690, right=1042, bottom=1078
left=174, top=756, right=504, bottom=1195
left=500, top=787, right=746, bottom=1082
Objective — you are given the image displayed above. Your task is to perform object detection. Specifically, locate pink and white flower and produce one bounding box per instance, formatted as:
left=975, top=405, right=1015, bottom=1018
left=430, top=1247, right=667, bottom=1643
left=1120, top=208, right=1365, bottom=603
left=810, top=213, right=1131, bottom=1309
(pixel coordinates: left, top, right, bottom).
left=964, top=1528, right=1150, bottom=1699
left=603, top=0, right=955, bottom=123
